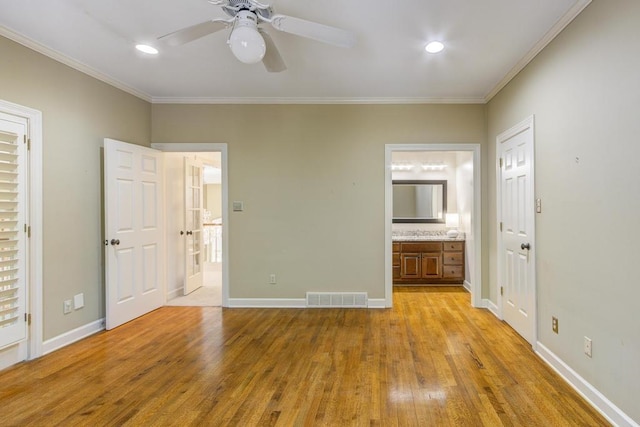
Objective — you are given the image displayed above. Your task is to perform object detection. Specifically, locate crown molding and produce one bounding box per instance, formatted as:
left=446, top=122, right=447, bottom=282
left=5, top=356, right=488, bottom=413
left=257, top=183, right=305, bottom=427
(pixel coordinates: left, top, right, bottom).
left=0, top=25, right=152, bottom=102
left=150, top=96, right=486, bottom=105
left=484, top=0, right=592, bottom=102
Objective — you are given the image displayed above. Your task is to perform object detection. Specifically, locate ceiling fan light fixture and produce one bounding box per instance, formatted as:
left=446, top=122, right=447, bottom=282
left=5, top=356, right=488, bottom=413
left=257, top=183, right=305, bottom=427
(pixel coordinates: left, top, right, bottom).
left=425, top=41, right=445, bottom=54
left=228, top=11, right=266, bottom=64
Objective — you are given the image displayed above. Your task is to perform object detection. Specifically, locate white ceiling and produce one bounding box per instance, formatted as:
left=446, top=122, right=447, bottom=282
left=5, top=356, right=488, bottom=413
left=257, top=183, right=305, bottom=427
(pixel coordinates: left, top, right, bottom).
left=0, top=0, right=589, bottom=103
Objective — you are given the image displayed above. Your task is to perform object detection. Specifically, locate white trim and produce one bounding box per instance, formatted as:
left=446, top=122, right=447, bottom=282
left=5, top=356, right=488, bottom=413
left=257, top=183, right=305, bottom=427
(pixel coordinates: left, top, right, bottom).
left=227, top=298, right=387, bottom=309
left=228, top=298, right=306, bottom=308
left=495, top=116, right=537, bottom=344
left=536, top=343, right=639, bottom=427
left=463, top=280, right=472, bottom=293
left=42, top=319, right=105, bottom=356
left=0, top=99, right=43, bottom=361
left=483, top=299, right=501, bottom=319
left=484, top=0, right=592, bottom=102
left=151, top=96, right=486, bottom=105
left=0, top=344, right=27, bottom=372
left=0, top=26, right=152, bottom=103
left=150, top=142, right=230, bottom=307
left=166, top=287, right=182, bottom=301
left=385, top=144, right=482, bottom=309
left=367, top=299, right=387, bottom=309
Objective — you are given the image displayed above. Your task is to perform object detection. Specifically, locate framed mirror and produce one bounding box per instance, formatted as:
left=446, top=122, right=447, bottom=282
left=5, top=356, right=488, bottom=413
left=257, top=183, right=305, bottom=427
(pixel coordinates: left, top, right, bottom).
left=392, top=180, right=447, bottom=223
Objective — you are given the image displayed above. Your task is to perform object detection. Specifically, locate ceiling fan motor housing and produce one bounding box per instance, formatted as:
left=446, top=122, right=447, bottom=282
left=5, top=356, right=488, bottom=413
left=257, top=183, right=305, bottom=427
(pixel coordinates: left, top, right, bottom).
left=222, top=0, right=272, bottom=20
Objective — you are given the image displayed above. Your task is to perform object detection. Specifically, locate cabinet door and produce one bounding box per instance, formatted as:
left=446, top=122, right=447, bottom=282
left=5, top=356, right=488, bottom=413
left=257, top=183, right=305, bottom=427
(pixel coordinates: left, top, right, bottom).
left=401, top=253, right=421, bottom=278
left=421, top=252, right=442, bottom=279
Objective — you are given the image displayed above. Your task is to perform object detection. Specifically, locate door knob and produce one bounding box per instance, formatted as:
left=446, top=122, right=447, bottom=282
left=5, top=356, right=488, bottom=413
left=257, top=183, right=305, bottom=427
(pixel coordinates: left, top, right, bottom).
left=521, top=243, right=531, bottom=250
left=186, top=231, right=193, bottom=235
left=110, top=239, right=120, bottom=246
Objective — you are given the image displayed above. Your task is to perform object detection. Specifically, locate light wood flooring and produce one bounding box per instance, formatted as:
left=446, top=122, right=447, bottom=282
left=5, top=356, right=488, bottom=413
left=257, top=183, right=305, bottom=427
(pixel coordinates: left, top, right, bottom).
left=0, top=287, right=610, bottom=426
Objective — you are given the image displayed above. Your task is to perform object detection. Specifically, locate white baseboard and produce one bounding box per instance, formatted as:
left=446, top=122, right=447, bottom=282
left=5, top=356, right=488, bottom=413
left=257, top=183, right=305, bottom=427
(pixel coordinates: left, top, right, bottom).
left=227, top=298, right=388, bottom=309
left=463, top=280, right=472, bottom=292
left=536, top=342, right=638, bottom=427
left=483, top=298, right=501, bottom=319
left=166, top=287, right=182, bottom=301
left=367, top=299, right=387, bottom=308
left=228, top=298, right=306, bottom=308
left=42, top=318, right=105, bottom=356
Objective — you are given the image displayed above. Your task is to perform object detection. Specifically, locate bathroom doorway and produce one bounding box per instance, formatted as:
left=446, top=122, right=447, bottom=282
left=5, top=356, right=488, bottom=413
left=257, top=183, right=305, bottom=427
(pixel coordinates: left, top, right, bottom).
left=384, top=144, right=482, bottom=308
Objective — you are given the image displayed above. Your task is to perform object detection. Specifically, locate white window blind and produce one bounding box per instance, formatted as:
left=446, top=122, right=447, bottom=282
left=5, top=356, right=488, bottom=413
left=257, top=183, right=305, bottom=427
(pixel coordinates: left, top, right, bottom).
left=0, top=118, right=27, bottom=350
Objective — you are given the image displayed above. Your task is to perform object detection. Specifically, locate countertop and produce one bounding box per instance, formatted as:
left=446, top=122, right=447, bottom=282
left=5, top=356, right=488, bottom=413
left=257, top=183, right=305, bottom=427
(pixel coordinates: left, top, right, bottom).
left=392, top=230, right=465, bottom=242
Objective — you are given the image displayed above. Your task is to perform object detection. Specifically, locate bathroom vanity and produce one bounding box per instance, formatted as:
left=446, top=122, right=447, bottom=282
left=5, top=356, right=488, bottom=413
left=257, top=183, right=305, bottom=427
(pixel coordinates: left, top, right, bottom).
left=392, top=232, right=465, bottom=285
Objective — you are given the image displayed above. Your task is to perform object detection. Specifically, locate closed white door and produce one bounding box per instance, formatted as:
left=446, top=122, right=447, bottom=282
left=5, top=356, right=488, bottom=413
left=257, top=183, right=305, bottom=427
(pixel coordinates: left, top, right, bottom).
left=183, top=156, right=203, bottom=295
left=498, top=117, right=536, bottom=344
left=0, top=113, right=27, bottom=350
left=104, top=139, right=164, bottom=330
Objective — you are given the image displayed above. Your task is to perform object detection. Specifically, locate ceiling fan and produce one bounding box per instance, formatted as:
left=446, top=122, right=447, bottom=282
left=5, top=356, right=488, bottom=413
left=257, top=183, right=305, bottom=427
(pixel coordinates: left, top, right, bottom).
left=158, top=0, right=356, bottom=72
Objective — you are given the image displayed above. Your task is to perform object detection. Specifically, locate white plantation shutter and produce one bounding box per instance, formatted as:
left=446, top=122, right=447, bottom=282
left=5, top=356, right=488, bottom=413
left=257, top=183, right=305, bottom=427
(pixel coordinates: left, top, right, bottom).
left=0, top=115, right=27, bottom=350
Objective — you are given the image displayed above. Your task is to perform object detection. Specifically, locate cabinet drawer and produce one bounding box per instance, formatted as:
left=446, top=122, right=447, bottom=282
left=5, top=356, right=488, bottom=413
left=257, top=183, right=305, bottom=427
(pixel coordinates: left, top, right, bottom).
left=442, top=266, right=463, bottom=279
left=443, top=241, right=464, bottom=252
left=401, top=242, right=441, bottom=253
left=392, top=242, right=400, bottom=252
left=392, top=253, right=400, bottom=266
left=443, top=252, right=463, bottom=265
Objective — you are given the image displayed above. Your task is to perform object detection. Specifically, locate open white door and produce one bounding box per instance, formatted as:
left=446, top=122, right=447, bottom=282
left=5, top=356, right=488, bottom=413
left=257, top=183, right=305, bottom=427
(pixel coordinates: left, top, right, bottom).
left=498, top=117, right=536, bottom=344
left=0, top=113, right=28, bottom=351
left=183, top=156, right=203, bottom=295
left=104, top=139, right=164, bottom=330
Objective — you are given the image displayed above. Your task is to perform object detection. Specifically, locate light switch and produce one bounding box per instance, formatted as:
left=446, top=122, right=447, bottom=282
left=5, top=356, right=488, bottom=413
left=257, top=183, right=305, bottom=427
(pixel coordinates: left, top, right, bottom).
left=536, top=198, right=542, bottom=213
left=232, top=201, right=244, bottom=212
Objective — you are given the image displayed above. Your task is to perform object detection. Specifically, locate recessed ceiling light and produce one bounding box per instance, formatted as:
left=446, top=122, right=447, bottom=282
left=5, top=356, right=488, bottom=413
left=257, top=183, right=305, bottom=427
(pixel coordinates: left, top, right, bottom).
left=425, top=41, right=445, bottom=54
left=135, top=44, right=158, bottom=55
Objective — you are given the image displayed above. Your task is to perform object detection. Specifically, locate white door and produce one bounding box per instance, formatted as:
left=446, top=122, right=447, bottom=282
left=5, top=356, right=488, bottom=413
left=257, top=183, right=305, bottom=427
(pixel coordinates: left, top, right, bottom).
left=104, top=139, right=164, bottom=330
left=498, top=117, right=536, bottom=344
left=183, top=156, right=203, bottom=295
left=0, top=113, right=28, bottom=350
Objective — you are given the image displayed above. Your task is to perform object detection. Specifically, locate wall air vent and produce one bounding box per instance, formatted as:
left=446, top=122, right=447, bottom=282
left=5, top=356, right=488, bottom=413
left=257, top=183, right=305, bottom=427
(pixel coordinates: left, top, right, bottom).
left=306, top=292, right=368, bottom=308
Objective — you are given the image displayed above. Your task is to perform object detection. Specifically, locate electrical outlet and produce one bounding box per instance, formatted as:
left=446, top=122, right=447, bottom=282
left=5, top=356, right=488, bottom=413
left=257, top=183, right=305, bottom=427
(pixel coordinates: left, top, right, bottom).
left=63, top=300, right=72, bottom=314
left=269, top=274, right=276, bottom=284
left=552, top=317, right=559, bottom=333
left=584, top=337, right=592, bottom=358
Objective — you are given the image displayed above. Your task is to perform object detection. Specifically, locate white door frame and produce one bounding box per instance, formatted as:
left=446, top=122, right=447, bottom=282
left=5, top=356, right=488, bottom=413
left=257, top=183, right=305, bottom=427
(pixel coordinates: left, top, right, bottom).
left=495, top=115, right=537, bottom=344
left=384, top=144, right=482, bottom=308
left=0, top=99, right=43, bottom=363
left=151, top=143, right=229, bottom=307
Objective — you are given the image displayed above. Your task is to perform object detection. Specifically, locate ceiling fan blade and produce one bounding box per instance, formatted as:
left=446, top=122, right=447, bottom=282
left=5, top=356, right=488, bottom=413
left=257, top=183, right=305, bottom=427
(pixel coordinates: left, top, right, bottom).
left=158, top=19, right=231, bottom=46
left=268, top=14, right=356, bottom=48
left=259, top=30, right=286, bottom=73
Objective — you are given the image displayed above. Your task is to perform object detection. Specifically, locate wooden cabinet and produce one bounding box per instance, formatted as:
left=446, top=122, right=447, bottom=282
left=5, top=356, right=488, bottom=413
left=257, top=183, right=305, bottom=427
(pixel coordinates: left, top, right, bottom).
left=393, top=240, right=464, bottom=285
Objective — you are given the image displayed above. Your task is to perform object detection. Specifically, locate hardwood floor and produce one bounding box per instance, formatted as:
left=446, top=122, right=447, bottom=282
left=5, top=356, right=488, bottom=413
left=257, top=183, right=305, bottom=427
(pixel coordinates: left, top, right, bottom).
left=0, top=287, right=610, bottom=426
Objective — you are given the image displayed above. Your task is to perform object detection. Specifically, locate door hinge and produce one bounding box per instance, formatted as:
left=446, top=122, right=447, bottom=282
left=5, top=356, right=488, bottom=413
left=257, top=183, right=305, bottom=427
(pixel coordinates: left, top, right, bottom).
left=499, top=157, right=503, bottom=168
left=25, top=313, right=31, bottom=325
left=500, top=286, right=504, bottom=296
left=24, top=224, right=31, bottom=237
left=23, top=135, right=30, bottom=150
left=500, top=222, right=503, bottom=232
